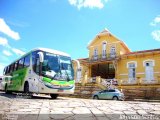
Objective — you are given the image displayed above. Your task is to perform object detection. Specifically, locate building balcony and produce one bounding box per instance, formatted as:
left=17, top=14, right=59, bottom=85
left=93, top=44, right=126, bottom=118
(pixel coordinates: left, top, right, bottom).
left=90, top=53, right=118, bottom=62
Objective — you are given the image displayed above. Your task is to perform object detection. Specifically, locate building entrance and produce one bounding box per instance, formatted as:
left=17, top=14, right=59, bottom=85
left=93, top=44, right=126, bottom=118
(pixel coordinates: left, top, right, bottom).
left=91, top=63, right=115, bottom=79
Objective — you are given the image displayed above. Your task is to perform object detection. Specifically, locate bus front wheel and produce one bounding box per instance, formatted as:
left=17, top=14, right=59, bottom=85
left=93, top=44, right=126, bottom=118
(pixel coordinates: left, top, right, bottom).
left=24, top=82, right=29, bottom=93
left=50, top=94, right=58, bottom=99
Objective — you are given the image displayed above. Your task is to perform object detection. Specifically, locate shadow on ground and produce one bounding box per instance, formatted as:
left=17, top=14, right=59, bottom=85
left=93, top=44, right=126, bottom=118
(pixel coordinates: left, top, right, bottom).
left=0, top=91, right=66, bottom=100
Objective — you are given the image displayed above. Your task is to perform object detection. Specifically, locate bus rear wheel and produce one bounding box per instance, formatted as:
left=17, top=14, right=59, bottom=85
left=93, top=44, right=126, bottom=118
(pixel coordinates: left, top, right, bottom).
left=5, top=84, right=12, bottom=94
left=50, top=94, right=58, bottom=99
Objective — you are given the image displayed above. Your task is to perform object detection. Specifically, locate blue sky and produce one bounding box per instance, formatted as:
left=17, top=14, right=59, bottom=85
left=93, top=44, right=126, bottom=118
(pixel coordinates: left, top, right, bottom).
left=0, top=0, right=160, bottom=75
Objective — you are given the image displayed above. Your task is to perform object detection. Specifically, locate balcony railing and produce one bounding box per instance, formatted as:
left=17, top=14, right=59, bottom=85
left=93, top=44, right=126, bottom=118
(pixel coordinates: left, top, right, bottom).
left=90, top=53, right=118, bottom=61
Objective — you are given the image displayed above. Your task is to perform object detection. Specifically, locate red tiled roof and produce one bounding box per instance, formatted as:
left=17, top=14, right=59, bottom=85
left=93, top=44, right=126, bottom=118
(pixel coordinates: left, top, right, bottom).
left=124, top=48, right=160, bottom=55
left=77, top=58, right=87, bottom=60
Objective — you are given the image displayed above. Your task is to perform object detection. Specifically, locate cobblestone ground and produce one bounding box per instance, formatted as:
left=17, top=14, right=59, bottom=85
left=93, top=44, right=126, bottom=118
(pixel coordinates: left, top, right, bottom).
left=0, top=92, right=160, bottom=120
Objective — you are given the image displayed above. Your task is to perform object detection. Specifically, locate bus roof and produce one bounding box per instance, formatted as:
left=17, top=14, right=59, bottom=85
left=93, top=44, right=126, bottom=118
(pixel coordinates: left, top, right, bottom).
left=4, top=48, right=71, bottom=68
left=33, top=48, right=70, bottom=57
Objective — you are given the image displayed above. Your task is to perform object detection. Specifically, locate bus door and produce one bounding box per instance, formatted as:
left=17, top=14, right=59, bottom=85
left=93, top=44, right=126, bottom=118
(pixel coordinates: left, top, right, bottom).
left=27, top=68, right=39, bottom=93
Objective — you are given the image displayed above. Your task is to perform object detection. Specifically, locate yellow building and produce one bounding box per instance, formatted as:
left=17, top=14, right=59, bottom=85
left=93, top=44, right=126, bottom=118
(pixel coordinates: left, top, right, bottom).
left=73, top=29, right=160, bottom=99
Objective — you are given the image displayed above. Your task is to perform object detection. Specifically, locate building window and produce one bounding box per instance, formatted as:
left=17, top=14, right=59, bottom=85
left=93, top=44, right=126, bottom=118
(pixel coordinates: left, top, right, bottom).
left=94, top=48, right=98, bottom=60
left=127, top=62, right=137, bottom=81
left=102, top=42, right=106, bottom=58
left=110, top=46, right=116, bottom=58
left=143, top=60, right=154, bottom=81
left=76, top=67, right=82, bottom=82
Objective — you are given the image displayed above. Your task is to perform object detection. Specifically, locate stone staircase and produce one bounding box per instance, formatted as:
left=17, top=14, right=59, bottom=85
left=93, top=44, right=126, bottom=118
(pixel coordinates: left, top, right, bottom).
left=60, top=83, right=102, bottom=99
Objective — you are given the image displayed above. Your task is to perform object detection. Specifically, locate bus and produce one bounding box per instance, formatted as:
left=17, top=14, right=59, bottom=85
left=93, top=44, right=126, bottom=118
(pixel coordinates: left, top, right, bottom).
left=3, top=48, right=75, bottom=99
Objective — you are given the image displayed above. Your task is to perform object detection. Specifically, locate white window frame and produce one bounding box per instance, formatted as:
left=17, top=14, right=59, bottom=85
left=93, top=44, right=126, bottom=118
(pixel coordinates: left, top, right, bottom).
left=76, top=66, right=82, bottom=82
left=110, top=45, right=116, bottom=58
left=143, top=59, right=155, bottom=67
left=93, top=48, right=98, bottom=60
left=127, top=61, right=137, bottom=68
left=127, top=61, right=137, bottom=82
left=102, top=41, right=107, bottom=58
left=143, top=59, right=154, bottom=81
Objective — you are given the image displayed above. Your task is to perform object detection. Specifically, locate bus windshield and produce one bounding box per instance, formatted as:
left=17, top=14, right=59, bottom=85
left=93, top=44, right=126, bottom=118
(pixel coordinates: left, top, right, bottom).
left=42, top=52, right=74, bottom=81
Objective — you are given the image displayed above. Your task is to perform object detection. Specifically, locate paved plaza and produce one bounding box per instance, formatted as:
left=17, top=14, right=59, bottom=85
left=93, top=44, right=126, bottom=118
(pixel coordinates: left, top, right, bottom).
left=0, top=92, right=160, bottom=120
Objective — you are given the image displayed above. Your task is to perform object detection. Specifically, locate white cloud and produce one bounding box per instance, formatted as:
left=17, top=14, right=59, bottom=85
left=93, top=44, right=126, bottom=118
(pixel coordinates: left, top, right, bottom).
left=68, top=0, right=108, bottom=9
left=2, top=50, right=12, bottom=56
left=11, top=48, right=25, bottom=56
left=0, top=37, right=26, bottom=56
left=0, top=37, right=9, bottom=46
left=151, top=30, right=160, bottom=41
left=0, top=18, right=20, bottom=40
left=150, top=15, right=160, bottom=26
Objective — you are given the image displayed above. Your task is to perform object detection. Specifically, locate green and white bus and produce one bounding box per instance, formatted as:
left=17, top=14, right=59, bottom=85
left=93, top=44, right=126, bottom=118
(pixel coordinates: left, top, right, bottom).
left=3, top=48, right=75, bottom=99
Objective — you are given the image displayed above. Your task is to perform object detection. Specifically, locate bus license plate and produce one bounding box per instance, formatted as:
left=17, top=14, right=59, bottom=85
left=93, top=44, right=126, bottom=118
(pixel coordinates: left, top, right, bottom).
left=58, top=89, right=64, bottom=92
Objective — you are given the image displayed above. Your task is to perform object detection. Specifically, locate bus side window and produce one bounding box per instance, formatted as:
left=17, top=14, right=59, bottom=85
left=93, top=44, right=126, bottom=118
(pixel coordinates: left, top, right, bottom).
left=24, top=55, right=30, bottom=67
left=3, top=67, right=6, bottom=75
left=18, top=58, right=24, bottom=69
left=14, top=62, right=18, bottom=71
left=10, top=64, right=14, bottom=73
left=6, top=66, right=9, bottom=74
left=12, top=63, right=15, bottom=72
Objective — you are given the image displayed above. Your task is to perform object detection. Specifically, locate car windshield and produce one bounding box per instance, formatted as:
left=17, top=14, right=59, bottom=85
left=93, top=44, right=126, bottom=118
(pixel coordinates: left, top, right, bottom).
left=42, top=52, right=74, bottom=81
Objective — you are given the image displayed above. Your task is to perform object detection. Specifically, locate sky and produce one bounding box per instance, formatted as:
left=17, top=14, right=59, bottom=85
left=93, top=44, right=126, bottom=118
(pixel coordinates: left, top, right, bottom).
left=0, top=0, right=160, bottom=75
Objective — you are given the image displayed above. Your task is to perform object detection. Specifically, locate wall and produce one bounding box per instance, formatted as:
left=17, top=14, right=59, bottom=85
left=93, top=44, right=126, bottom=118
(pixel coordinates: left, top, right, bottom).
left=120, top=87, right=160, bottom=100
left=117, top=53, right=160, bottom=81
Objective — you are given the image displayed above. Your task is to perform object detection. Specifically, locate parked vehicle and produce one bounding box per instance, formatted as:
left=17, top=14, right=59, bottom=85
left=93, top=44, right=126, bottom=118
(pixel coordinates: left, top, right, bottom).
left=2, top=48, right=75, bottom=99
left=92, top=89, right=125, bottom=100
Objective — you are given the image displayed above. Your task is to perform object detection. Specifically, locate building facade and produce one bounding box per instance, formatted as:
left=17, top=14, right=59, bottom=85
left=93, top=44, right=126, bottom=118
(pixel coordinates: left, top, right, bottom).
left=73, top=29, right=160, bottom=99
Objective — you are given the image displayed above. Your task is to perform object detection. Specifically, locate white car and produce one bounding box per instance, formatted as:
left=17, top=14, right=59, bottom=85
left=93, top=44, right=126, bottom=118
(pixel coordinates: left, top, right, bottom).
left=92, top=89, right=125, bottom=100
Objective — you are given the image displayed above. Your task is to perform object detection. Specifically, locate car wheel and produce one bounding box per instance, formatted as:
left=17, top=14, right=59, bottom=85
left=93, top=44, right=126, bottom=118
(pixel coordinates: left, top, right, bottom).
left=93, top=95, right=99, bottom=100
left=112, top=96, right=118, bottom=100
left=50, top=94, right=58, bottom=99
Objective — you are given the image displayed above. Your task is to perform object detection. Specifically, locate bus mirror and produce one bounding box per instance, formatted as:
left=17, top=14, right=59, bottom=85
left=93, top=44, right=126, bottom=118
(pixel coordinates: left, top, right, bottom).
left=37, top=52, right=44, bottom=63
